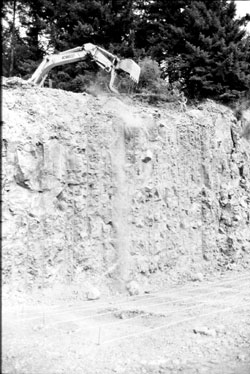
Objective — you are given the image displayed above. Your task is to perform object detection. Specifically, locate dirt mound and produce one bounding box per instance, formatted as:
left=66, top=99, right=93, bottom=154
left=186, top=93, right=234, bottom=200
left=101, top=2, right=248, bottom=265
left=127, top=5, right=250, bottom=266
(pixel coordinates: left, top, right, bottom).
left=2, top=81, right=250, bottom=299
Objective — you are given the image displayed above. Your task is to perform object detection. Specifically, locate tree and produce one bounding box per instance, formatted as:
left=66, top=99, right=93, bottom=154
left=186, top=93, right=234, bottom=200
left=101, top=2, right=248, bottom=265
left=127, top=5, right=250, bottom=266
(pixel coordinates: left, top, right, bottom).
left=23, top=0, right=136, bottom=90
left=2, top=0, right=49, bottom=77
left=134, top=0, right=250, bottom=101
left=2, top=0, right=19, bottom=76
left=182, top=1, right=250, bottom=99
left=2, top=1, right=30, bottom=76
left=9, top=0, right=17, bottom=76
left=2, top=0, right=136, bottom=82
left=134, top=0, right=192, bottom=60
left=2, top=0, right=249, bottom=101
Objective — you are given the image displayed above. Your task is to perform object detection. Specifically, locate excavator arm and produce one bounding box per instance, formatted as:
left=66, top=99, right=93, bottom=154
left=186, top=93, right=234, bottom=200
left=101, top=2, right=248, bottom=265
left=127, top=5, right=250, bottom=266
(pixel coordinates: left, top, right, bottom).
left=28, top=43, right=140, bottom=94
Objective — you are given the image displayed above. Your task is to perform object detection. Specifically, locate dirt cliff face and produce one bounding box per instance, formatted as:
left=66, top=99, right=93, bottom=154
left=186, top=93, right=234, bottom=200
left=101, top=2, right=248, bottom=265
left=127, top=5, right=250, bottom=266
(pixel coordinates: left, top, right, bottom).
left=2, top=79, right=250, bottom=295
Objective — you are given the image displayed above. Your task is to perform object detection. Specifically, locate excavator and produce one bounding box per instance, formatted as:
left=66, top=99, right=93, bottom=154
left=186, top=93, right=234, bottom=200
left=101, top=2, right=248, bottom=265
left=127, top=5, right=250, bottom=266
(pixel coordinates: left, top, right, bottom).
left=28, top=43, right=141, bottom=94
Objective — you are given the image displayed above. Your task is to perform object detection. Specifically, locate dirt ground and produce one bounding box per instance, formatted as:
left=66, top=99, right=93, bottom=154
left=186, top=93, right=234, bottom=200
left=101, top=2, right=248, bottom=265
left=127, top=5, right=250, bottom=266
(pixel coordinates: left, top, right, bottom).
left=2, top=270, right=250, bottom=374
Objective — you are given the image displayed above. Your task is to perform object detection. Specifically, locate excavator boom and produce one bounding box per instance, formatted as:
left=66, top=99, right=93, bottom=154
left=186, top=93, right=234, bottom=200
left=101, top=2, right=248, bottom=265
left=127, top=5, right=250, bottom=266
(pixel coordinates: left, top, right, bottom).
left=28, top=43, right=140, bottom=93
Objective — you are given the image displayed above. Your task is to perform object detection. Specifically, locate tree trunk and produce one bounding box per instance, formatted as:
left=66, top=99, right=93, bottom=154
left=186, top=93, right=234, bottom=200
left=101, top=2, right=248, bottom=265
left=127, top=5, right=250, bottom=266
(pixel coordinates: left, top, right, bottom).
left=9, top=0, right=17, bottom=77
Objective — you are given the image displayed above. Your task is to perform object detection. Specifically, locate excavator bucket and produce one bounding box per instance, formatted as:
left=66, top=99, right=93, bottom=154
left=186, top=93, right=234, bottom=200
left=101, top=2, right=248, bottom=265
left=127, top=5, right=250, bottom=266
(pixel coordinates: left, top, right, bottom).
left=117, top=59, right=141, bottom=84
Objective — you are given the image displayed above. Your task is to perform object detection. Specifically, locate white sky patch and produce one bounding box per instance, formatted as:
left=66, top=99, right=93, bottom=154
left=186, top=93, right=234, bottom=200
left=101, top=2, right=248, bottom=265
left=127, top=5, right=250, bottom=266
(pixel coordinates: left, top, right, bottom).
left=234, top=0, right=250, bottom=32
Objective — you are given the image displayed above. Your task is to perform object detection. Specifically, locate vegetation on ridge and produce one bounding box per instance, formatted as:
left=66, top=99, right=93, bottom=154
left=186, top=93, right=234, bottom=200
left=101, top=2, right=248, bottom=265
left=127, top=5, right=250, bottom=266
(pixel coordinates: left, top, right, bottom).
left=2, top=0, right=250, bottom=102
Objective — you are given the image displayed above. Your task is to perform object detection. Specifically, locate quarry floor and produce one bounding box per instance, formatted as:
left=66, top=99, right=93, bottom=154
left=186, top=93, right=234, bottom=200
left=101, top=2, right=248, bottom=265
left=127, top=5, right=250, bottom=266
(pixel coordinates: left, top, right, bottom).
left=2, top=270, right=250, bottom=374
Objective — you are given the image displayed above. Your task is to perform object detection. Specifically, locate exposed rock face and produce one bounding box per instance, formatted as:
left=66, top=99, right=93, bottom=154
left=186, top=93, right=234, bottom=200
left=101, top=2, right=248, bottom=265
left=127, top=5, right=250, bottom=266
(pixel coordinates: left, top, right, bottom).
left=2, top=80, right=250, bottom=294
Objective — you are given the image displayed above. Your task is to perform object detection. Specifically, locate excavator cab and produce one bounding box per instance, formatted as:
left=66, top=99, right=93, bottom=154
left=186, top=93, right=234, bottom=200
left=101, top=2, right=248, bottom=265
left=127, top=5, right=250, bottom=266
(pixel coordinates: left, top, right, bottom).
left=28, top=43, right=141, bottom=94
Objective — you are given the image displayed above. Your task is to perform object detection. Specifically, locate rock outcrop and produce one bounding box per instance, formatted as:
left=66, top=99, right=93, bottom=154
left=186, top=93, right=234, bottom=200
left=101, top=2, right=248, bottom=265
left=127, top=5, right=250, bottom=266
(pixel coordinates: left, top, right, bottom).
left=2, top=79, right=250, bottom=294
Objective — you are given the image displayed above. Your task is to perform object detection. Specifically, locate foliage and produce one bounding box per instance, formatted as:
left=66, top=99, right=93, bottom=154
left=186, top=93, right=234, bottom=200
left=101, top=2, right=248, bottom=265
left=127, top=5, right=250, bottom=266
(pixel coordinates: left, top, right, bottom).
left=137, top=58, right=161, bottom=90
left=2, top=0, right=250, bottom=102
left=134, top=0, right=192, bottom=60
left=131, top=57, right=181, bottom=104
left=2, top=0, right=47, bottom=77
left=177, top=1, right=250, bottom=100
left=134, top=0, right=250, bottom=101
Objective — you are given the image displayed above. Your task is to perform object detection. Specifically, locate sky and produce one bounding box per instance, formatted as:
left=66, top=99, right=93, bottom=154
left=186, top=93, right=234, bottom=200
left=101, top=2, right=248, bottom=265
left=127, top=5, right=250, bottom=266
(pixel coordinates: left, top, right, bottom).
left=235, top=0, right=250, bottom=16
left=235, top=0, right=250, bottom=32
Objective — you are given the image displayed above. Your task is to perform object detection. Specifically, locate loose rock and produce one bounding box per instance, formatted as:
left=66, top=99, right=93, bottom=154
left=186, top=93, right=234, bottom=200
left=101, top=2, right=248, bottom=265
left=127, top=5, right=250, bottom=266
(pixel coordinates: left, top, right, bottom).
left=86, top=286, right=101, bottom=300
left=193, top=327, right=217, bottom=337
left=127, top=281, right=140, bottom=296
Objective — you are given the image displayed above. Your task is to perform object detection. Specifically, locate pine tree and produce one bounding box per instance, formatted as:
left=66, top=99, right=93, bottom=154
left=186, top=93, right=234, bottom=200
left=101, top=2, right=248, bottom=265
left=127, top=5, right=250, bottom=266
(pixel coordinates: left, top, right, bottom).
left=134, top=0, right=192, bottom=60
left=3, top=0, right=249, bottom=99
left=134, top=0, right=250, bottom=101
left=168, top=0, right=250, bottom=100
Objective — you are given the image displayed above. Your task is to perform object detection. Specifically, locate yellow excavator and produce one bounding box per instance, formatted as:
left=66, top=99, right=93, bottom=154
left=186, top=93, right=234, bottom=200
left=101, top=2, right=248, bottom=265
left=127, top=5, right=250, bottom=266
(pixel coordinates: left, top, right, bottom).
left=28, top=43, right=141, bottom=94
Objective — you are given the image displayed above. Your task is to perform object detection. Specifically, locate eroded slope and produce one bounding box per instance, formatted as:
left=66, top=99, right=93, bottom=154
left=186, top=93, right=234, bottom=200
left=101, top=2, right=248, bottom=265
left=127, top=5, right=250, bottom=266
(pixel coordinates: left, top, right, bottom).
left=2, top=78, right=250, bottom=296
